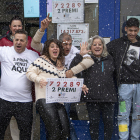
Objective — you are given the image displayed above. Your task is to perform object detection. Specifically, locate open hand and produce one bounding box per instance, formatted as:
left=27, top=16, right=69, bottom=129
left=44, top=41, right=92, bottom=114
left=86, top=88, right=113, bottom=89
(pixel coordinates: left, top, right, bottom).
left=79, top=42, right=91, bottom=56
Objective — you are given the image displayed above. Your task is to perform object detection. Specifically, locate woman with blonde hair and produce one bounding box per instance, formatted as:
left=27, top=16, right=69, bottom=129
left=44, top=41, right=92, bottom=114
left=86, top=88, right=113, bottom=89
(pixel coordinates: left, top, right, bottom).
left=69, top=35, right=117, bottom=140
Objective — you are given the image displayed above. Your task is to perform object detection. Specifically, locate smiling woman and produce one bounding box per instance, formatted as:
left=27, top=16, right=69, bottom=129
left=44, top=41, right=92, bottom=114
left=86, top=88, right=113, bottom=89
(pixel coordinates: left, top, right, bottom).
left=26, top=39, right=70, bottom=140
left=42, top=39, right=64, bottom=64
left=69, top=35, right=117, bottom=140
left=0, top=16, right=39, bottom=55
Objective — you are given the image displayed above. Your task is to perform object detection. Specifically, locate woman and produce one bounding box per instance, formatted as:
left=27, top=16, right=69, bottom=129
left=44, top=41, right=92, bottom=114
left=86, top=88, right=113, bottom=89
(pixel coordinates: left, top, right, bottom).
left=0, top=16, right=38, bottom=54
left=70, top=35, right=117, bottom=140
left=26, top=39, right=88, bottom=140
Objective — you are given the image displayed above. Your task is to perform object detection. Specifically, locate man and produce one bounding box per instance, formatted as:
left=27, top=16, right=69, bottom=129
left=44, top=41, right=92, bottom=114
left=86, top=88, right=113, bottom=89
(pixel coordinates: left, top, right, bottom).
left=0, top=29, right=39, bottom=140
left=0, top=16, right=40, bottom=140
left=107, top=18, right=140, bottom=140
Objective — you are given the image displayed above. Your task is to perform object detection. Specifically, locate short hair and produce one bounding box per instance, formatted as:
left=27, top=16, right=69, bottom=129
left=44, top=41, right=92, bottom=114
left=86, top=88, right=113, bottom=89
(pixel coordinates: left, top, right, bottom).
left=126, top=18, right=139, bottom=28
left=87, top=35, right=109, bottom=57
left=42, top=39, right=65, bottom=65
left=14, top=29, right=28, bottom=41
left=9, top=15, right=23, bottom=25
left=59, top=33, right=72, bottom=42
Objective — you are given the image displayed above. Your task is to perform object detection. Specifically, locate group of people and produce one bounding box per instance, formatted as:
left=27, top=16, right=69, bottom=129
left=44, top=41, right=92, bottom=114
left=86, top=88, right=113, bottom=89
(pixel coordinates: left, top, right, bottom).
left=0, top=13, right=139, bottom=140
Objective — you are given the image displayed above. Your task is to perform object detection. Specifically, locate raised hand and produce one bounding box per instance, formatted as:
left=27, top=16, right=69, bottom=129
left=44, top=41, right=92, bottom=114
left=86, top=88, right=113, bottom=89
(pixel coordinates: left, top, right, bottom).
left=40, top=13, right=52, bottom=32
left=79, top=42, right=91, bottom=56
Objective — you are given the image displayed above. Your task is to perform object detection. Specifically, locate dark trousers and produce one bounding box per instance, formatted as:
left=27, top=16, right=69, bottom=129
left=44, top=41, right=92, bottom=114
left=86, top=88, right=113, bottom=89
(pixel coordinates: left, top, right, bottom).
left=0, top=98, right=33, bottom=140
left=86, top=102, right=115, bottom=140
left=36, top=99, right=70, bottom=140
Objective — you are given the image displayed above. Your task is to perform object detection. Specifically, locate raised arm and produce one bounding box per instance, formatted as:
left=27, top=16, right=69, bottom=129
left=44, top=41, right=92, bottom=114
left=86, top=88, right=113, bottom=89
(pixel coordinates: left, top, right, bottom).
left=31, top=13, right=52, bottom=53
left=66, top=42, right=94, bottom=78
left=66, top=55, right=94, bottom=78
left=71, top=56, right=94, bottom=75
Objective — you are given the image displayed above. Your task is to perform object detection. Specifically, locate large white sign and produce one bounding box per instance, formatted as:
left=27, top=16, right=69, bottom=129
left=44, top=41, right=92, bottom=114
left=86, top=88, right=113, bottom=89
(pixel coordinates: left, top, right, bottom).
left=57, top=23, right=89, bottom=46
left=52, top=0, right=84, bottom=23
left=46, top=78, right=83, bottom=103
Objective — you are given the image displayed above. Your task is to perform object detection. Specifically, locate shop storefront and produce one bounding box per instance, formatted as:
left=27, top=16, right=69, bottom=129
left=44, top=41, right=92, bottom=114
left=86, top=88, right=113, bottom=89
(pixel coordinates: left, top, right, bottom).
left=1, top=0, right=140, bottom=139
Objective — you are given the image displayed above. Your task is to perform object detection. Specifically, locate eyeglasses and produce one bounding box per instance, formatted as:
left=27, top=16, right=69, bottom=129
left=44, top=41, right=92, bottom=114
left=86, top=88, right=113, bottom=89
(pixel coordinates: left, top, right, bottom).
left=62, top=42, right=72, bottom=47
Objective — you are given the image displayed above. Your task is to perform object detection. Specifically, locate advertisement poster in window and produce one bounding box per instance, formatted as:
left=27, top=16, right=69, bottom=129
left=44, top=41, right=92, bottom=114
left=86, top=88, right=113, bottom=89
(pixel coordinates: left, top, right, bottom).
left=46, top=78, right=83, bottom=103
left=57, top=23, right=89, bottom=46
left=24, top=0, right=39, bottom=17
left=52, top=0, right=84, bottom=23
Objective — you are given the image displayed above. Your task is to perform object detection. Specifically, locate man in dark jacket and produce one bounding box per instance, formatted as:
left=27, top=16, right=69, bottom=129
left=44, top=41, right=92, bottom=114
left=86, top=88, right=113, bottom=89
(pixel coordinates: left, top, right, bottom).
left=107, top=18, right=140, bottom=140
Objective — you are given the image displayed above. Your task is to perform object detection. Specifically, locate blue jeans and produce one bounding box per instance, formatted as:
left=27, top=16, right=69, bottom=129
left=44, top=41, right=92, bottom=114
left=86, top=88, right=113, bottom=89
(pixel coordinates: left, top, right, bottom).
left=64, top=103, right=78, bottom=140
left=118, top=84, right=140, bottom=140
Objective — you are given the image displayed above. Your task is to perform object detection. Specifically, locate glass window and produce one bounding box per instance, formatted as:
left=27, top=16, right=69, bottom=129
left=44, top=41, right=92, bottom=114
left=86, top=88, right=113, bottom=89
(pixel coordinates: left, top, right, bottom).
left=0, top=0, right=39, bottom=37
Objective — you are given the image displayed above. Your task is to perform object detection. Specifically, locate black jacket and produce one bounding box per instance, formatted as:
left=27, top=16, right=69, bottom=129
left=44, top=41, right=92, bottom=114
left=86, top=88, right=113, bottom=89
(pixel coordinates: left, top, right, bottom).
left=70, top=54, right=117, bottom=103
left=107, top=35, right=140, bottom=85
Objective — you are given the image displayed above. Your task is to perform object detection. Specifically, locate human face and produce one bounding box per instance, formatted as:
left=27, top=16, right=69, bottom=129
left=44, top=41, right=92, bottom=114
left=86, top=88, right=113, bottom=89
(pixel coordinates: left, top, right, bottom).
left=13, top=34, right=28, bottom=53
left=62, top=39, right=72, bottom=56
left=49, top=42, right=60, bottom=61
left=91, top=38, right=103, bottom=58
left=9, top=20, right=22, bottom=36
left=125, top=26, right=139, bottom=43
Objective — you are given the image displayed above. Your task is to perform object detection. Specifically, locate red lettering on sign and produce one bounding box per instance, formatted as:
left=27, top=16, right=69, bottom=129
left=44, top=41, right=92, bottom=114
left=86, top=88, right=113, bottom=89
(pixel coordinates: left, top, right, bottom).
left=57, top=81, right=60, bottom=87
left=66, top=3, right=70, bottom=8
left=70, top=82, right=73, bottom=87
left=49, top=81, right=54, bottom=86
left=72, top=3, right=75, bottom=8
left=55, top=3, right=58, bottom=8
left=76, top=82, right=80, bottom=87
left=64, top=82, right=67, bottom=87
left=77, top=3, right=81, bottom=8
left=61, top=3, right=64, bottom=8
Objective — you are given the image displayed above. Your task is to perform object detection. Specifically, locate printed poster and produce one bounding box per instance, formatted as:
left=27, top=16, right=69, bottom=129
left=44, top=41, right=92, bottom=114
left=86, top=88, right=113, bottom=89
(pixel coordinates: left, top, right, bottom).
left=57, top=23, right=89, bottom=46
left=52, top=0, right=84, bottom=23
left=24, top=0, right=39, bottom=18
left=46, top=78, right=83, bottom=103
left=47, top=0, right=52, bottom=17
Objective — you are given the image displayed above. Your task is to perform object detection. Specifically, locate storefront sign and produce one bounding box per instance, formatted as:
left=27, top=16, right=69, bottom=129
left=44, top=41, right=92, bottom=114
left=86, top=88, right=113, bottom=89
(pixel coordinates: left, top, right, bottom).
left=46, top=78, right=83, bottom=103
left=57, top=23, right=89, bottom=46
left=52, top=0, right=84, bottom=23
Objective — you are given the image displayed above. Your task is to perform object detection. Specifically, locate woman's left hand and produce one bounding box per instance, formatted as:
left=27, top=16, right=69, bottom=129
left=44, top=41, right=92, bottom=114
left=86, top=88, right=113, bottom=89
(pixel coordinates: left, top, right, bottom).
left=82, top=84, right=88, bottom=95
left=39, top=79, right=48, bottom=88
